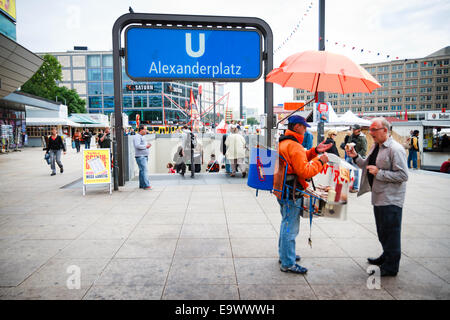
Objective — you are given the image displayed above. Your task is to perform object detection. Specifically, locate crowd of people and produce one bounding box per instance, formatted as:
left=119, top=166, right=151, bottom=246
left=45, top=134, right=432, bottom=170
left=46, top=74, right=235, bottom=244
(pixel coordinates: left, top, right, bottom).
left=164, top=121, right=249, bottom=178
left=42, top=116, right=445, bottom=278
left=43, top=127, right=111, bottom=176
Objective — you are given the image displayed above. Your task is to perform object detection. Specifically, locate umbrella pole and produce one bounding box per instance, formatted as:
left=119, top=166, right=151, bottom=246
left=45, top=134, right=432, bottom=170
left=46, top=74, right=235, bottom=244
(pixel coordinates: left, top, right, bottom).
left=276, top=96, right=316, bottom=128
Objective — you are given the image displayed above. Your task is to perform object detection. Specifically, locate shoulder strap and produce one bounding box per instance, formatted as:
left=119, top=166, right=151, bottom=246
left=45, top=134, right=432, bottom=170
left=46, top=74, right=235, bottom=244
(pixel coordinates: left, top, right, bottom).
left=279, top=135, right=300, bottom=144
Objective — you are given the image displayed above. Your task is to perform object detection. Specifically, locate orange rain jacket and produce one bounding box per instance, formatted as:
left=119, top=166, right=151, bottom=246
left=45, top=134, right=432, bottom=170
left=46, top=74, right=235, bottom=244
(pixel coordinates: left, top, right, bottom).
left=273, top=129, right=324, bottom=198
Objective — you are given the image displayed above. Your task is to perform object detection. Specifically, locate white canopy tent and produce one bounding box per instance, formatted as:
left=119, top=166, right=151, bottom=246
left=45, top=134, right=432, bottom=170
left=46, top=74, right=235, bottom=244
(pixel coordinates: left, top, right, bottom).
left=26, top=118, right=81, bottom=127
left=335, top=110, right=371, bottom=126
left=307, top=106, right=371, bottom=132
left=327, top=104, right=341, bottom=123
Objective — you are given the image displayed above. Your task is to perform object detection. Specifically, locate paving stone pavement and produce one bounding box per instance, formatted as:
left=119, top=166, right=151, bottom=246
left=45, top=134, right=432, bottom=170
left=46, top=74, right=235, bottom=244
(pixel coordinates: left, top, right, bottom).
left=0, top=147, right=449, bottom=300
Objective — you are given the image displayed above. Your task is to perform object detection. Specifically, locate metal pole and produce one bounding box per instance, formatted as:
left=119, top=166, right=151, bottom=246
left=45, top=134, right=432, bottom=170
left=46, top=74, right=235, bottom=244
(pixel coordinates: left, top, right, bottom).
left=264, top=29, right=274, bottom=149
left=190, top=131, right=194, bottom=178
left=199, top=93, right=202, bottom=119
left=113, top=139, right=119, bottom=190
left=317, top=0, right=326, bottom=145
left=112, top=19, right=124, bottom=187
left=239, top=82, right=243, bottom=120
left=55, top=96, right=67, bottom=105
left=213, top=82, right=216, bottom=129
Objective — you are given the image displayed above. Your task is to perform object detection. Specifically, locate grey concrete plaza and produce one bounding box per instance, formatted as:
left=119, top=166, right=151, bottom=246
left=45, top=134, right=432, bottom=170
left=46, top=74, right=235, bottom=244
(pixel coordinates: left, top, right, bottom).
left=0, top=147, right=449, bottom=300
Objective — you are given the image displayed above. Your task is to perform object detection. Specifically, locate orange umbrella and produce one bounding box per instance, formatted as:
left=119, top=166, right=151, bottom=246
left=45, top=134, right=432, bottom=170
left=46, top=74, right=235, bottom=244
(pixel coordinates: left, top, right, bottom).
left=267, top=50, right=381, bottom=94
left=267, top=50, right=381, bottom=126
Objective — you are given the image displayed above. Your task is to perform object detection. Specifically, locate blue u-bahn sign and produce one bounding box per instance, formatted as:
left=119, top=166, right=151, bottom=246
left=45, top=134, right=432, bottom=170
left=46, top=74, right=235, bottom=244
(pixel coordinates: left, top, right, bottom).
left=125, top=27, right=262, bottom=81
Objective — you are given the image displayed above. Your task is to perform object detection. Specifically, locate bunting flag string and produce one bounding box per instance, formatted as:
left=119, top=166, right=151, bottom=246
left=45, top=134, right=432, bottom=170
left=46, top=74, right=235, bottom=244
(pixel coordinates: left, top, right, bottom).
left=325, top=39, right=447, bottom=67
left=273, top=1, right=314, bottom=55
left=324, top=38, right=400, bottom=61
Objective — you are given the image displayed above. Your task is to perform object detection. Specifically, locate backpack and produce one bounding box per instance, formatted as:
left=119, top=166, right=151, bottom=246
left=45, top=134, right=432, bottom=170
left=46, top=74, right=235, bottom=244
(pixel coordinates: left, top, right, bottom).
left=410, top=136, right=419, bottom=150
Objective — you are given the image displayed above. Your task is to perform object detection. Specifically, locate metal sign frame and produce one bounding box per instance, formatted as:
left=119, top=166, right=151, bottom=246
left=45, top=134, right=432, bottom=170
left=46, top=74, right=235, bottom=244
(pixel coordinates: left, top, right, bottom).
left=124, top=25, right=263, bottom=82
left=113, top=13, right=274, bottom=188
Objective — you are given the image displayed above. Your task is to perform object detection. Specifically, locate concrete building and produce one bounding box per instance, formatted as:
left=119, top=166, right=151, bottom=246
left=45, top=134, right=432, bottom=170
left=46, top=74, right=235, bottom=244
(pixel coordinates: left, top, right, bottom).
left=0, top=4, right=44, bottom=152
left=293, top=46, right=449, bottom=120
left=243, top=107, right=259, bottom=120
left=37, top=48, right=226, bottom=126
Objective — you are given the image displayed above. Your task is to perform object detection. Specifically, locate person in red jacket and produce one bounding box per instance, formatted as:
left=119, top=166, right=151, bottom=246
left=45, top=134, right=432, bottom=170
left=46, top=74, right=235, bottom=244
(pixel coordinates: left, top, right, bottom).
left=273, top=115, right=332, bottom=274
left=440, top=159, right=450, bottom=174
left=45, top=127, right=66, bottom=176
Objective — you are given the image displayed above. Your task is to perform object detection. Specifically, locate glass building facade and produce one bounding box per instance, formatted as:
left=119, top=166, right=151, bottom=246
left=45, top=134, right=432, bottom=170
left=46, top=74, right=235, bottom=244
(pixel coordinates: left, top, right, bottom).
left=39, top=50, right=226, bottom=126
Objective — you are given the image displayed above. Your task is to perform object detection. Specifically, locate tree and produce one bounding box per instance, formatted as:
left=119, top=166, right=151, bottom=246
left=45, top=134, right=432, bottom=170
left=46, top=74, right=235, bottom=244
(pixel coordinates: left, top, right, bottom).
left=246, top=117, right=259, bottom=125
left=21, top=54, right=86, bottom=114
left=21, top=54, right=62, bottom=99
left=54, top=86, right=87, bottom=114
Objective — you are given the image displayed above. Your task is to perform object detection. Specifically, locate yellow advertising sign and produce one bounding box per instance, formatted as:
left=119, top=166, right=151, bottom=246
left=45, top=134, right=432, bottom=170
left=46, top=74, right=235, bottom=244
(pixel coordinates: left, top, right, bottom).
left=0, top=0, right=16, bottom=21
left=83, top=149, right=111, bottom=185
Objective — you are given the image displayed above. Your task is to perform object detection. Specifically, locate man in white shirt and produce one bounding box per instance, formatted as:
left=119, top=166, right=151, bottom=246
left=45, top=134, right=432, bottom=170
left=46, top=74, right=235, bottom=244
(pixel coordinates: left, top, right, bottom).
left=134, top=125, right=152, bottom=190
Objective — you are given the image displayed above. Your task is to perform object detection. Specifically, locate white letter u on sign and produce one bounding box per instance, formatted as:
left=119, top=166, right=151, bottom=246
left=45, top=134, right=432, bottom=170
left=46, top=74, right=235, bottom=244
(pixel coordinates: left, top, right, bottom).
left=186, top=33, right=205, bottom=58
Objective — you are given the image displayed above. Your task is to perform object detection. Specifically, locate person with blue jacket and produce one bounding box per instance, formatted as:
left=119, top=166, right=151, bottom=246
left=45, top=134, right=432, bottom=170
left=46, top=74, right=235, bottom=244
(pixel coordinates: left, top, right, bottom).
left=301, top=129, right=313, bottom=150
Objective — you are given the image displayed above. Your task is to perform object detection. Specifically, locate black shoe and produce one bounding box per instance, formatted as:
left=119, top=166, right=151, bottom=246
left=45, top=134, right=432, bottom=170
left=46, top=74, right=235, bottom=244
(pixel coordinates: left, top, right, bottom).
left=51, top=172, right=56, bottom=176
left=380, top=269, right=398, bottom=277
left=367, top=256, right=384, bottom=266
left=279, top=255, right=301, bottom=264
left=60, top=167, right=64, bottom=173
left=242, top=172, right=247, bottom=178
left=280, top=264, right=308, bottom=274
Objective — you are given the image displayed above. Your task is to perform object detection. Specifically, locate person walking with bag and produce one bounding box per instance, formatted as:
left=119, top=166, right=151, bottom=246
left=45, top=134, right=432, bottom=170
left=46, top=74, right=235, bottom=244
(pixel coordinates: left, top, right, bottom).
left=45, top=127, right=66, bottom=176
left=225, top=124, right=247, bottom=177
left=407, top=130, right=419, bottom=169
left=73, top=129, right=81, bottom=153
left=82, top=128, right=92, bottom=149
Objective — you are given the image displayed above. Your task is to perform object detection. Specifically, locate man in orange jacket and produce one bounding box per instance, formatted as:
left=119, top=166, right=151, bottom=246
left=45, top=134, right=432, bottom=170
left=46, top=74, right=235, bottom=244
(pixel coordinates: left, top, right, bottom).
left=274, top=115, right=331, bottom=274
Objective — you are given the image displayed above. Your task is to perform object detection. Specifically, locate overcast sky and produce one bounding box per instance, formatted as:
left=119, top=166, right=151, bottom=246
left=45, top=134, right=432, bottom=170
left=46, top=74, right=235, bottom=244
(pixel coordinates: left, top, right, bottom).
left=16, top=0, right=450, bottom=116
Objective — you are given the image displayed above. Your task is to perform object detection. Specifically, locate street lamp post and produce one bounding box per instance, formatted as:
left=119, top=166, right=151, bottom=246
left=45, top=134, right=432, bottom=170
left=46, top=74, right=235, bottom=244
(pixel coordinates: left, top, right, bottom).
left=317, top=0, right=326, bottom=144
left=240, top=82, right=243, bottom=120
left=55, top=95, right=67, bottom=105
left=213, top=82, right=216, bottom=131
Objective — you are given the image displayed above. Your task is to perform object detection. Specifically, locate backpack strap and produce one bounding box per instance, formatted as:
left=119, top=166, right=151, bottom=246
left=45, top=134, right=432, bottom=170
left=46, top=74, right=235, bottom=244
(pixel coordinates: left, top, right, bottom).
left=279, top=135, right=300, bottom=144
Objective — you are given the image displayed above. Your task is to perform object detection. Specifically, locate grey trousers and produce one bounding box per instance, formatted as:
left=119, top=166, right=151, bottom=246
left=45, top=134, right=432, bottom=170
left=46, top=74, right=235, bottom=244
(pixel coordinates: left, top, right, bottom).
left=49, top=149, right=63, bottom=173
left=231, top=158, right=247, bottom=174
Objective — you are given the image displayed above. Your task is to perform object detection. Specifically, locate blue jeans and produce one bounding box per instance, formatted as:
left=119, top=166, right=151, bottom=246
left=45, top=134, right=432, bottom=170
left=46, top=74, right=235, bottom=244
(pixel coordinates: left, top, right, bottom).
left=346, top=157, right=360, bottom=190
left=84, top=140, right=91, bottom=149
left=278, top=198, right=303, bottom=268
left=74, top=140, right=80, bottom=152
left=136, top=156, right=150, bottom=188
left=374, top=205, right=402, bottom=273
left=407, top=149, right=417, bottom=169
left=49, top=149, right=63, bottom=174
